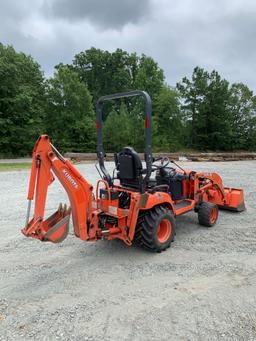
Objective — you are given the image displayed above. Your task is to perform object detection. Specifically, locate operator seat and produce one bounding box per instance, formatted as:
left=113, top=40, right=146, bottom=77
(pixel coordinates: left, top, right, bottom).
left=115, top=147, right=143, bottom=189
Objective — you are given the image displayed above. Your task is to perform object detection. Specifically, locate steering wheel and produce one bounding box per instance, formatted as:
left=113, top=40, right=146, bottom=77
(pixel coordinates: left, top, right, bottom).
left=152, top=156, right=174, bottom=172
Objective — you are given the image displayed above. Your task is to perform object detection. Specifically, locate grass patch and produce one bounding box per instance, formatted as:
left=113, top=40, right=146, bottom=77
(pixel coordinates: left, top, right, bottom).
left=0, top=163, right=31, bottom=171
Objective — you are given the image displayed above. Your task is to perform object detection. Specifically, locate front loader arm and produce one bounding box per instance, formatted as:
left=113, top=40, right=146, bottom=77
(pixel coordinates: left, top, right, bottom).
left=22, top=135, right=93, bottom=243
left=193, top=172, right=245, bottom=211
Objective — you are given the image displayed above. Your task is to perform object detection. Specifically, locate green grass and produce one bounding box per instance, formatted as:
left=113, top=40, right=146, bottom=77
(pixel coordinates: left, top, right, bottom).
left=0, top=163, right=31, bottom=171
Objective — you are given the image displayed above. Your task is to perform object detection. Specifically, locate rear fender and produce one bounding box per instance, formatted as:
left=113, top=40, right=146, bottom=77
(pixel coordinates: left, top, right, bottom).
left=139, top=192, right=174, bottom=212
left=128, top=192, right=174, bottom=241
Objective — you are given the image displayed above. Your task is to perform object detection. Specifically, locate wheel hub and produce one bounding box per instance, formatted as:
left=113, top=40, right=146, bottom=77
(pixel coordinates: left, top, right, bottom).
left=210, top=208, right=217, bottom=224
left=157, top=219, right=172, bottom=243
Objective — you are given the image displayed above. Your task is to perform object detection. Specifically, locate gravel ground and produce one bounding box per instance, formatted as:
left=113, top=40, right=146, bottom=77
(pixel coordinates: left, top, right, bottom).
left=0, top=161, right=256, bottom=341
left=0, top=158, right=31, bottom=164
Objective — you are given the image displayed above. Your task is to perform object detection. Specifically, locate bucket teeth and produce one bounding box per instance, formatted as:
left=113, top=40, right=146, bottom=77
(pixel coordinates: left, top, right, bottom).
left=57, top=203, right=71, bottom=217
left=22, top=203, right=71, bottom=243
left=58, top=203, right=63, bottom=215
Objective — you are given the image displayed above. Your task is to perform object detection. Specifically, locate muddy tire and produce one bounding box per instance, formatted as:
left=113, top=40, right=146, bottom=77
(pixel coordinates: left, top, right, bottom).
left=198, top=202, right=218, bottom=227
left=134, top=206, right=175, bottom=252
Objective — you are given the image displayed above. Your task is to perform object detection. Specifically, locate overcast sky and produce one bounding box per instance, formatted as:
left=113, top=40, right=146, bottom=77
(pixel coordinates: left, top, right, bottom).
left=1, top=0, right=255, bottom=90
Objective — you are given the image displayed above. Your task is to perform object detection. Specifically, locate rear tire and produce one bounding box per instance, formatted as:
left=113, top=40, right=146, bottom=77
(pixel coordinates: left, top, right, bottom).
left=198, top=202, right=218, bottom=227
left=134, top=206, right=175, bottom=252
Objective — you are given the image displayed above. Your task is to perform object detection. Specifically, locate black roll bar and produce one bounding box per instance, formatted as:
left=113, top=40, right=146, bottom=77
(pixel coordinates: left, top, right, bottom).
left=96, top=90, right=153, bottom=189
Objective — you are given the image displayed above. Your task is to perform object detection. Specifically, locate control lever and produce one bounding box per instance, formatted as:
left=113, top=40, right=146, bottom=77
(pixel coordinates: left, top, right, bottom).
left=170, top=160, right=186, bottom=174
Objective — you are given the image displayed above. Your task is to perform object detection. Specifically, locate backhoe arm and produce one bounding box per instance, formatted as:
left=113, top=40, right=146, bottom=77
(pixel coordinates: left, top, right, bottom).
left=22, top=135, right=93, bottom=243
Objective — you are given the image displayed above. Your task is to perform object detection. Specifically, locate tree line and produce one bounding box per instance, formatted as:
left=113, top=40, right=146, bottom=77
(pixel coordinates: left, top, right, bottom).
left=0, top=43, right=256, bottom=157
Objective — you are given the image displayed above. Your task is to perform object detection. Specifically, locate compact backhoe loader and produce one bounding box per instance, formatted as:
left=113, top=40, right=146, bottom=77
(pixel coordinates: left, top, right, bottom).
left=22, top=90, right=245, bottom=252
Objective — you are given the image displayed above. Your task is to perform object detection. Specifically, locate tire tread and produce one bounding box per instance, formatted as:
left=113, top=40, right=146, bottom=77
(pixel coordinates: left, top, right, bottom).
left=134, top=206, right=175, bottom=252
left=198, top=202, right=218, bottom=227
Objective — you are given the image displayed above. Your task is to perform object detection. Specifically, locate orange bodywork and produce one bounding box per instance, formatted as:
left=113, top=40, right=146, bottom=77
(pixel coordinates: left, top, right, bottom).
left=22, top=135, right=245, bottom=246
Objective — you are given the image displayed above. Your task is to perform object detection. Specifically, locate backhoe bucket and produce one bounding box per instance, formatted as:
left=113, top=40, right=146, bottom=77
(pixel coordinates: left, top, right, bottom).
left=221, top=188, right=246, bottom=212
left=22, top=204, right=71, bottom=243
left=42, top=204, right=71, bottom=242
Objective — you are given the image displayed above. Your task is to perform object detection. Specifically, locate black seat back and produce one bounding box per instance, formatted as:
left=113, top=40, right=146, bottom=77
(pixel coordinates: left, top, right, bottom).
left=115, top=147, right=143, bottom=189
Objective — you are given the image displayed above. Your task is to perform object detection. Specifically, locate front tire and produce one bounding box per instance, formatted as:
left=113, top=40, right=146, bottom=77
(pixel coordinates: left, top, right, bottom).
left=198, top=202, right=218, bottom=227
left=134, top=206, right=176, bottom=252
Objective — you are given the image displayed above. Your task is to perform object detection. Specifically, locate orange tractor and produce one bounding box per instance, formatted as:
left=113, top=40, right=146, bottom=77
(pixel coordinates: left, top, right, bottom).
left=22, top=91, right=245, bottom=252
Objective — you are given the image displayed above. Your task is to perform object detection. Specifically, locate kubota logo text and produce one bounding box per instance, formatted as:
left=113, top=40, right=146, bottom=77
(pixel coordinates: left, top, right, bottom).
left=62, top=169, right=78, bottom=189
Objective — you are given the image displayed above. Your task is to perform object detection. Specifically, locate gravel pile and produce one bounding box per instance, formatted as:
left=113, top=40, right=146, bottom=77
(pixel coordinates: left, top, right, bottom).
left=0, top=161, right=256, bottom=340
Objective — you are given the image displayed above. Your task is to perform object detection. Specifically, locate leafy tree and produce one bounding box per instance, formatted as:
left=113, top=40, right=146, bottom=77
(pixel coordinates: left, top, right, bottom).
left=132, top=55, right=165, bottom=149
left=103, top=103, right=134, bottom=152
left=72, top=48, right=165, bottom=102
left=134, top=55, right=164, bottom=100
left=177, top=67, right=209, bottom=148
left=153, top=85, right=184, bottom=151
left=204, top=70, right=232, bottom=150
left=45, top=65, right=95, bottom=152
left=247, top=116, right=256, bottom=150
left=72, top=48, right=167, bottom=152
left=177, top=67, right=232, bottom=150
left=228, top=83, right=256, bottom=149
left=2, top=42, right=256, bottom=156
left=102, top=87, right=184, bottom=153
left=72, top=48, right=138, bottom=101
left=0, top=43, right=46, bottom=156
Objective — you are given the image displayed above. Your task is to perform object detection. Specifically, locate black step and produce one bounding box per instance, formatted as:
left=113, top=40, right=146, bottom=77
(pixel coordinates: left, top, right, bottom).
left=173, top=199, right=192, bottom=210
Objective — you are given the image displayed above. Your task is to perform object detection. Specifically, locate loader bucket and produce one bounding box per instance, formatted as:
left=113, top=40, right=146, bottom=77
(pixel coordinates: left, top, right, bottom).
left=220, top=188, right=246, bottom=212
left=22, top=204, right=71, bottom=243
